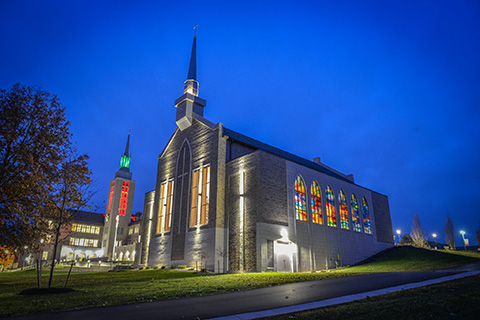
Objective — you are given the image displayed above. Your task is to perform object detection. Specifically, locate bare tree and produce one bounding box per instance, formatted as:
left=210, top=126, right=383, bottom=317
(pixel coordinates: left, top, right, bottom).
left=444, top=213, right=455, bottom=250
left=410, top=213, right=427, bottom=248
left=476, top=221, right=480, bottom=247
left=46, top=153, right=93, bottom=288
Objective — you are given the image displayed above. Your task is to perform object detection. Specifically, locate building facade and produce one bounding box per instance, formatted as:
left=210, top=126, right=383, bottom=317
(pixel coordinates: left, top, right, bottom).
left=137, top=36, right=394, bottom=272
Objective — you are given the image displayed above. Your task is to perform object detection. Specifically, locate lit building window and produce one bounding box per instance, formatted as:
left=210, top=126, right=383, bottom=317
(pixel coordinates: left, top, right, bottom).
left=106, top=183, right=114, bottom=221
left=157, top=179, right=174, bottom=233
left=362, top=197, right=372, bottom=234
left=325, top=185, right=336, bottom=227
left=118, top=181, right=129, bottom=216
left=72, top=224, right=100, bottom=234
left=310, top=181, right=322, bottom=224
left=339, top=190, right=349, bottom=230
left=295, top=175, right=307, bottom=221
left=351, top=194, right=361, bottom=232
left=69, top=237, right=99, bottom=247
left=190, top=165, right=210, bottom=227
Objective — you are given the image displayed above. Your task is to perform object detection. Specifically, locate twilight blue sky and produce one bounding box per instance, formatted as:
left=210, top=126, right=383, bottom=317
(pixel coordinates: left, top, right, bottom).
left=1, top=1, right=479, bottom=246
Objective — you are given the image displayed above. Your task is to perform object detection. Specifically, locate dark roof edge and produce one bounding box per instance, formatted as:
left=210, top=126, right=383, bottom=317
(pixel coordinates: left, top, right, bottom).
left=222, top=127, right=354, bottom=184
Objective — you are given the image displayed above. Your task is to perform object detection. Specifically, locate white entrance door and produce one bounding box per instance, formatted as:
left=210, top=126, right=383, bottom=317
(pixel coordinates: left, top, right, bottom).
left=275, top=241, right=295, bottom=272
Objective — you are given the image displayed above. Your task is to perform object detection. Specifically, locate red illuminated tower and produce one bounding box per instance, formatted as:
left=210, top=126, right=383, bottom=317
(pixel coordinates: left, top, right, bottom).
left=102, top=131, right=136, bottom=260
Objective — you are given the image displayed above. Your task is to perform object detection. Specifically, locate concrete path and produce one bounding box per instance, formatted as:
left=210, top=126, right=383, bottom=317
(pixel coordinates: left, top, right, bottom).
left=12, top=263, right=480, bottom=320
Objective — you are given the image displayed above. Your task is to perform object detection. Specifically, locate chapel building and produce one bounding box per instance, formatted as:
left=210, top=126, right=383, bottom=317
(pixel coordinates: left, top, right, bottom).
left=137, top=35, right=394, bottom=273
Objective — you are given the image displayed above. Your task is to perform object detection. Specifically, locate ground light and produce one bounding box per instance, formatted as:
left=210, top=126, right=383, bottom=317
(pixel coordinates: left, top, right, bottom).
left=460, top=230, right=467, bottom=250
left=432, top=233, right=437, bottom=249
left=396, top=229, right=401, bottom=245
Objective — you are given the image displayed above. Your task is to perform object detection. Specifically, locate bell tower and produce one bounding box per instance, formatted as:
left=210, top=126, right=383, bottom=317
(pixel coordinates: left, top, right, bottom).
left=175, top=27, right=206, bottom=130
left=102, top=131, right=136, bottom=260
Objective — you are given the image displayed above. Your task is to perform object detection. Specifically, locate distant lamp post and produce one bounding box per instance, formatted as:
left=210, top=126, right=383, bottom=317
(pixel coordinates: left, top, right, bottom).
left=432, top=233, right=437, bottom=250
left=460, top=230, right=467, bottom=251
left=396, top=229, right=401, bottom=245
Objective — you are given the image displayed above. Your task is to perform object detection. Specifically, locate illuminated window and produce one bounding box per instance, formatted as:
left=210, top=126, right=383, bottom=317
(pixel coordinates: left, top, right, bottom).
left=157, top=179, right=174, bottom=233
left=106, top=183, right=114, bottom=221
left=339, top=190, right=349, bottom=230
left=190, top=165, right=210, bottom=227
left=72, top=224, right=100, bottom=234
left=165, top=180, right=174, bottom=231
left=118, top=181, right=129, bottom=216
left=325, top=185, right=336, bottom=227
left=362, top=197, right=372, bottom=234
left=295, top=175, right=307, bottom=221
left=351, top=194, right=361, bottom=232
left=310, top=181, right=322, bottom=224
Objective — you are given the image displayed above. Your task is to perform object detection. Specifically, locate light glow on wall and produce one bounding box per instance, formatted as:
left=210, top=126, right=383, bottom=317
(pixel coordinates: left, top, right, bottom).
left=239, top=170, right=245, bottom=271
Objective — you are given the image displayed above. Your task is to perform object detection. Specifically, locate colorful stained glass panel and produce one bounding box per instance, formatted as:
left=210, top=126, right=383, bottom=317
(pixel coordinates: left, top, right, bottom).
left=295, top=176, right=307, bottom=221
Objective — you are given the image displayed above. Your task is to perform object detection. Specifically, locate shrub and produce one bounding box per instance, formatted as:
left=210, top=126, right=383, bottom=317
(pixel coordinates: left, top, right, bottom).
left=145, top=266, right=151, bottom=269
left=153, top=266, right=158, bottom=269
left=161, top=266, right=166, bottom=269
left=170, top=265, right=176, bottom=269
left=139, top=267, right=144, bottom=270
left=178, top=265, right=186, bottom=269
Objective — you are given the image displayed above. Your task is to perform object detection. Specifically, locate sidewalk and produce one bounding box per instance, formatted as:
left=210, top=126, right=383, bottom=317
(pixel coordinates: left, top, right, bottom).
left=12, top=263, right=480, bottom=320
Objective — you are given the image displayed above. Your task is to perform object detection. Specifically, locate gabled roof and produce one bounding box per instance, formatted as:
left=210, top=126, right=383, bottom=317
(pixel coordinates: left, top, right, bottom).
left=71, top=210, right=105, bottom=225
left=222, top=127, right=354, bottom=184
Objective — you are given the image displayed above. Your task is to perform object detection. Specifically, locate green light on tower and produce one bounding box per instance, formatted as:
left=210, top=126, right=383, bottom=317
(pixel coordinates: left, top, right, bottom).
left=120, top=155, right=130, bottom=169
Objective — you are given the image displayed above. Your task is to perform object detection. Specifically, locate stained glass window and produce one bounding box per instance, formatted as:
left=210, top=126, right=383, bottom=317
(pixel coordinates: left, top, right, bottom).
left=351, top=194, right=361, bottom=232
left=295, top=175, right=307, bottom=221
left=311, top=181, right=322, bottom=224
left=325, top=185, right=336, bottom=227
left=362, top=197, right=372, bottom=234
left=200, top=165, right=210, bottom=225
left=190, top=165, right=210, bottom=227
left=339, top=190, right=349, bottom=230
left=157, top=179, right=174, bottom=233
left=157, top=182, right=166, bottom=233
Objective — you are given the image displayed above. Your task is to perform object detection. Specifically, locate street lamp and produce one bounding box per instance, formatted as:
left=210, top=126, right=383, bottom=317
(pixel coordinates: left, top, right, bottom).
left=396, top=229, right=401, bottom=245
left=460, top=230, right=466, bottom=251
left=432, top=233, right=437, bottom=250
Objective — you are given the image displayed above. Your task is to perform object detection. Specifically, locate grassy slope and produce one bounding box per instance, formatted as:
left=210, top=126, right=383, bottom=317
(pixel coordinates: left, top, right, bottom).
left=1, top=247, right=479, bottom=318
left=343, top=246, right=480, bottom=272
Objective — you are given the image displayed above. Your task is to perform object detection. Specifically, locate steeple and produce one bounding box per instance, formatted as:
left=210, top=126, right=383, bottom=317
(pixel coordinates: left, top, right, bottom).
left=187, top=35, right=197, bottom=80
left=184, top=25, right=199, bottom=96
left=175, top=26, right=207, bottom=131
left=120, top=130, right=131, bottom=172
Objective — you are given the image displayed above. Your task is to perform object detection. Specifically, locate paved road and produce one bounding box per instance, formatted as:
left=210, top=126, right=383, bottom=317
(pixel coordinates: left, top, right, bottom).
left=12, top=263, right=480, bottom=320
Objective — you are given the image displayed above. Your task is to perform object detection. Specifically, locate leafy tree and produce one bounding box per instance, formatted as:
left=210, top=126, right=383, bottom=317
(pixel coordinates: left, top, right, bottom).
left=399, top=233, right=414, bottom=246
left=0, top=84, right=92, bottom=259
left=444, top=213, right=455, bottom=250
left=410, top=213, right=427, bottom=248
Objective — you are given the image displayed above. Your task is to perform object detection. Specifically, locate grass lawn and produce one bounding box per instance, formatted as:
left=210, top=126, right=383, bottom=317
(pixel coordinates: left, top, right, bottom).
left=0, top=247, right=479, bottom=318
left=342, top=246, right=480, bottom=272
left=260, top=274, right=480, bottom=320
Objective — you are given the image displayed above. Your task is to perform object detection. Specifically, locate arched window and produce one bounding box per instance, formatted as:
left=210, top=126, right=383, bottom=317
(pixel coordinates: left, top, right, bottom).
left=325, top=185, right=336, bottom=227
left=339, top=190, right=349, bottom=230
left=362, top=197, right=372, bottom=234
left=311, top=181, right=322, bottom=224
left=294, top=175, right=307, bottom=221
left=351, top=194, right=361, bottom=232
